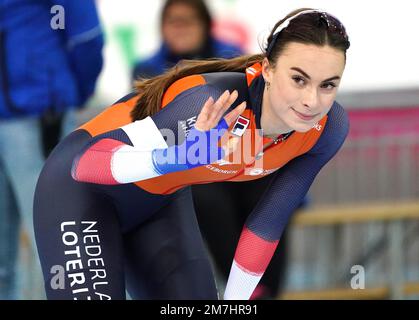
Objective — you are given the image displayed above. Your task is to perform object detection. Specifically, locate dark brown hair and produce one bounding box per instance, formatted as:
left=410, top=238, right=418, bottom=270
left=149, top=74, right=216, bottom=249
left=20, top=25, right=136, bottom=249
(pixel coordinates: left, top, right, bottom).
left=266, top=8, right=350, bottom=66
left=131, top=8, right=350, bottom=121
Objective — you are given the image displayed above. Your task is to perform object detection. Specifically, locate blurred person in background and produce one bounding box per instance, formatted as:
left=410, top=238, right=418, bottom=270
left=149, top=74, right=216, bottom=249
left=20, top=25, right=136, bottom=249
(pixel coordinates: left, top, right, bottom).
left=132, top=0, right=243, bottom=79
left=133, top=0, right=297, bottom=299
left=0, top=0, right=103, bottom=299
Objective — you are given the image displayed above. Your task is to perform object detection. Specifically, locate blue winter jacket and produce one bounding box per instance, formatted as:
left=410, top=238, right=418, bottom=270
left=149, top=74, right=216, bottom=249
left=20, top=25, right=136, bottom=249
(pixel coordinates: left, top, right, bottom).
left=132, top=38, right=243, bottom=80
left=0, top=0, right=104, bottom=118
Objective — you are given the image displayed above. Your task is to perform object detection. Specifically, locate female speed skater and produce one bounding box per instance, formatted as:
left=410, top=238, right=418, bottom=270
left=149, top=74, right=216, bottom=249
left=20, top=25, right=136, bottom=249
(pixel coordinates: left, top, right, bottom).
left=34, top=8, right=350, bottom=300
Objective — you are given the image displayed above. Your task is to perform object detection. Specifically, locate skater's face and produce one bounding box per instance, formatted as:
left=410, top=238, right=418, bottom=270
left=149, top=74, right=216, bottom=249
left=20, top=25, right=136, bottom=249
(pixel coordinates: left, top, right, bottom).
left=261, top=42, right=345, bottom=134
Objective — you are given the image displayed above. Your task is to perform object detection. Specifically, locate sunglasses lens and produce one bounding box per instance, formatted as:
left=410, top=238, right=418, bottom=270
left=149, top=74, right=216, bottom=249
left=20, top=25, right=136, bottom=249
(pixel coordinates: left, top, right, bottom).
left=320, top=12, right=348, bottom=40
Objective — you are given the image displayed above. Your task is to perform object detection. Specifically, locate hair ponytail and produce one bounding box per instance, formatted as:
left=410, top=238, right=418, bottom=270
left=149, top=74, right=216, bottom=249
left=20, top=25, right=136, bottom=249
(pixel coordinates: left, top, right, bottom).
left=131, top=54, right=264, bottom=121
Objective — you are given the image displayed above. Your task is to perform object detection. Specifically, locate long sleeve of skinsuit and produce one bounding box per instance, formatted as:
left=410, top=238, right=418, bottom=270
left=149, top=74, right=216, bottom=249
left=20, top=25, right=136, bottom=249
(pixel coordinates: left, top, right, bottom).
left=50, top=0, right=104, bottom=105
left=223, top=102, right=349, bottom=300
left=71, top=82, right=235, bottom=185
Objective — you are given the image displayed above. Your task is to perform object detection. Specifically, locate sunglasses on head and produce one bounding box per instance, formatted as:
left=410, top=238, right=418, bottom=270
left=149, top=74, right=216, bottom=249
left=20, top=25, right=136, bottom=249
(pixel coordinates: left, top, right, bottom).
left=266, top=10, right=349, bottom=56
left=318, top=12, right=348, bottom=41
